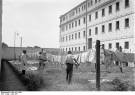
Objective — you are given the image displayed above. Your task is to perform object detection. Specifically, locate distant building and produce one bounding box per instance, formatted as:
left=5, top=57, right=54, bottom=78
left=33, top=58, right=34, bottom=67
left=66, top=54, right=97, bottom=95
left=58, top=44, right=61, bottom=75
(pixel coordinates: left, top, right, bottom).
left=59, top=0, right=135, bottom=53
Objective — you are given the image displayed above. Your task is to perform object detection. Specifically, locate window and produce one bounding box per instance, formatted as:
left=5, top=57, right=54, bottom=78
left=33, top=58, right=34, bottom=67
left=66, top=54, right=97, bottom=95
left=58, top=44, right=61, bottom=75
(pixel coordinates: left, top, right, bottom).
left=116, top=42, right=119, bottom=49
left=83, top=17, right=86, bottom=24
left=116, top=21, right=120, bottom=30
left=125, top=0, right=129, bottom=8
left=109, top=23, right=112, bottom=32
left=72, top=34, right=74, bottom=40
left=82, top=6, right=83, bottom=11
left=63, top=37, right=64, bottom=42
left=76, top=9, right=78, bottom=14
left=88, top=2, right=90, bottom=7
left=109, top=5, right=112, bottom=14
left=83, top=46, right=86, bottom=51
left=95, top=27, right=98, bottom=35
left=60, top=19, right=62, bottom=23
left=66, top=25, right=68, bottom=31
left=116, top=2, right=120, bottom=11
left=75, top=47, right=77, bottom=51
left=72, top=22, right=74, bottom=28
left=78, top=47, right=80, bottom=51
left=125, top=18, right=129, bottom=28
left=78, top=19, right=81, bottom=26
left=95, top=0, right=97, bottom=4
left=84, top=5, right=86, bottom=10
left=69, top=35, right=71, bottom=41
left=78, top=32, right=80, bottom=38
left=102, top=8, right=105, bottom=17
left=75, top=21, right=77, bottom=27
left=125, top=42, right=129, bottom=49
left=66, top=36, right=68, bottom=41
left=69, top=23, right=71, bottom=29
left=89, top=14, right=91, bottom=22
left=109, top=43, right=112, bottom=49
left=102, top=25, right=105, bottom=33
left=91, top=0, right=93, bottom=5
left=79, top=8, right=80, bottom=13
left=66, top=48, right=67, bottom=52
left=75, top=33, right=77, bottom=39
left=72, top=47, right=73, bottom=51
left=83, top=31, right=86, bottom=37
left=69, top=48, right=71, bottom=51
left=95, top=11, right=98, bottom=19
left=89, top=29, right=91, bottom=36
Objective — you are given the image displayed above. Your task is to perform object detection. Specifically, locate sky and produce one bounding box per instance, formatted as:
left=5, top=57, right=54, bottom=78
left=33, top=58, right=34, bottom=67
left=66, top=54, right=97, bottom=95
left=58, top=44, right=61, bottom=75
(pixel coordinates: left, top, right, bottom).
left=2, top=0, right=83, bottom=48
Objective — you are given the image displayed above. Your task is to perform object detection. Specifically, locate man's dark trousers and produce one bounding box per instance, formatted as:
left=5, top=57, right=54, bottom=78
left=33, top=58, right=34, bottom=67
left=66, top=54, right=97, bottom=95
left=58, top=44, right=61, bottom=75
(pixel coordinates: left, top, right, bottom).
left=66, top=63, right=73, bottom=84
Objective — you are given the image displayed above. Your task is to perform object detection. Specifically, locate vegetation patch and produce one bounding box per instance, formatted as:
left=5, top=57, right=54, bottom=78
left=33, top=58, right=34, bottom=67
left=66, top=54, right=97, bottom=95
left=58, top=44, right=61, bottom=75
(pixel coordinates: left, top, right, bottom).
left=7, top=60, right=45, bottom=91
left=110, top=77, right=135, bottom=91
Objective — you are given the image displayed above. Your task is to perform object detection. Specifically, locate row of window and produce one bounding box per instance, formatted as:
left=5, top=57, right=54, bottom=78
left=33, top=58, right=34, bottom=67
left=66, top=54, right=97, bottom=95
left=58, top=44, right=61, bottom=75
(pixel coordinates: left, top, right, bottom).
left=61, top=17, right=129, bottom=42
left=92, top=0, right=130, bottom=21
left=89, top=18, right=129, bottom=36
left=61, top=41, right=129, bottom=52
left=61, top=0, right=102, bottom=23
left=102, top=41, right=129, bottom=50
left=62, top=46, right=86, bottom=52
left=61, top=0, right=130, bottom=30
left=61, top=30, right=86, bottom=42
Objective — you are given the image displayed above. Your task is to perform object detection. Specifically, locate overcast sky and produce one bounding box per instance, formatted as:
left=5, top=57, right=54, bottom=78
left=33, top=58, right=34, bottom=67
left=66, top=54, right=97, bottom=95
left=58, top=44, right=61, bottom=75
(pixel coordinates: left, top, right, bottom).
left=2, top=0, right=83, bottom=48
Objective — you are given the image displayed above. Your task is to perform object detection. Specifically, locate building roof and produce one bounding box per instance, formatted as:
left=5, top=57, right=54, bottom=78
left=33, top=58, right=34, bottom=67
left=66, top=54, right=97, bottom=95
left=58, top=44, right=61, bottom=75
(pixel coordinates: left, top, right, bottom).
left=60, top=0, right=86, bottom=18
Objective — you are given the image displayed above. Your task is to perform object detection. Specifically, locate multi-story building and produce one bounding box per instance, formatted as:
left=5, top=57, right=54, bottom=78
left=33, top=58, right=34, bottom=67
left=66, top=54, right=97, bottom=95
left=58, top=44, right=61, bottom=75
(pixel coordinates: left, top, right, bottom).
left=59, top=0, right=135, bottom=53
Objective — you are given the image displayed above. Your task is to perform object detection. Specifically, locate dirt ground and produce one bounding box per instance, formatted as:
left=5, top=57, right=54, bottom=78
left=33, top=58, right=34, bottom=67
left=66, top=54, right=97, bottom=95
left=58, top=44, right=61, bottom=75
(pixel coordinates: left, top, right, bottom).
left=12, top=61, right=135, bottom=91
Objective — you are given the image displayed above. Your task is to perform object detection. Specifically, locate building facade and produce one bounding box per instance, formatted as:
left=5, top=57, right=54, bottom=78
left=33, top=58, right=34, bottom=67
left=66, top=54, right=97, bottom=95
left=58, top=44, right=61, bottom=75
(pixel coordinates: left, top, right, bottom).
left=59, top=0, right=135, bottom=53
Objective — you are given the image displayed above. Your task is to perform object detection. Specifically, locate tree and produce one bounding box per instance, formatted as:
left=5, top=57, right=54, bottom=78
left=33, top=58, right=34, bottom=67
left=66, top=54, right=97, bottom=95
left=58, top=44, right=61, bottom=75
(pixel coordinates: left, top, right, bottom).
left=34, top=46, right=40, bottom=48
left=2, top=42, right=8, bottom=48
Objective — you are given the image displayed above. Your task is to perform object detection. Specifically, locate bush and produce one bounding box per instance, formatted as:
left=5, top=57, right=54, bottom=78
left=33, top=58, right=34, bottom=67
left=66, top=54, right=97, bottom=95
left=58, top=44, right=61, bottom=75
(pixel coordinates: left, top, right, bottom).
left=110, top=78, right=135, bottom=91
left=23, top=73, right=44, bottom=91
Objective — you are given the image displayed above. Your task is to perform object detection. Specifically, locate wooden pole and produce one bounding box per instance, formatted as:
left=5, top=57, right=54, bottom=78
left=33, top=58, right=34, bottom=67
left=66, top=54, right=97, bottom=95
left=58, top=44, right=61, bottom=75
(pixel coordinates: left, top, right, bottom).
left=96, top=40, right=100, bottom=91
left=14, top=32, right=16, bottom=60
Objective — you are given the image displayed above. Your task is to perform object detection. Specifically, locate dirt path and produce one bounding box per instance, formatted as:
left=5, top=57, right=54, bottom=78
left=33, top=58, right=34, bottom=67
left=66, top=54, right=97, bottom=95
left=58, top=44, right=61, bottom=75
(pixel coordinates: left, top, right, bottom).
left=0, top=61, right=27, bottom=91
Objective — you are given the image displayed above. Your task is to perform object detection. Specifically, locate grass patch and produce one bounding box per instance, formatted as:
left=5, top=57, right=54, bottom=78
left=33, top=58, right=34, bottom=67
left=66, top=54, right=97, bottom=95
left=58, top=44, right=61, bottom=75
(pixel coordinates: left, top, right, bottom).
left=22, top=73, right=45, bottom=91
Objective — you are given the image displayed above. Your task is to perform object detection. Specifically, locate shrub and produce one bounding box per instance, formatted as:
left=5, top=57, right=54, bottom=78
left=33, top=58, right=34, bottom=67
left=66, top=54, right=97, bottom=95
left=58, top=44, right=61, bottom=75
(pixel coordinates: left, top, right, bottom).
left=23, top=73, right=44, bottom=91
left=110, top=78, right=135, bottom=91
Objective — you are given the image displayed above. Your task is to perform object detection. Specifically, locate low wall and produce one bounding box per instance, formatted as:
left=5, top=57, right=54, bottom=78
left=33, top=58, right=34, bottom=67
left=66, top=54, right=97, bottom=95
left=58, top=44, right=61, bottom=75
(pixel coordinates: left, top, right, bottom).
left=2, top=47, right=60, bottom=61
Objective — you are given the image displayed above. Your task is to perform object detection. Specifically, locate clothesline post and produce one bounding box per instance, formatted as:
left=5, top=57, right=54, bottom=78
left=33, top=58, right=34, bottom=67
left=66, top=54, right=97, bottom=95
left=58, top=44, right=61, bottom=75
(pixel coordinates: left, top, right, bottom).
left=96, top=40, right=100, bottom=91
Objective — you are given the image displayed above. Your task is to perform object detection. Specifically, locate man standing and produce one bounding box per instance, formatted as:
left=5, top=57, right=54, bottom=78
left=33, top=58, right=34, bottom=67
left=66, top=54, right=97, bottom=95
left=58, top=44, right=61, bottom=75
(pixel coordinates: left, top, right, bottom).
left=38, top=49, right=47, bottom=70
left=65, top=51, right=79, bottom=84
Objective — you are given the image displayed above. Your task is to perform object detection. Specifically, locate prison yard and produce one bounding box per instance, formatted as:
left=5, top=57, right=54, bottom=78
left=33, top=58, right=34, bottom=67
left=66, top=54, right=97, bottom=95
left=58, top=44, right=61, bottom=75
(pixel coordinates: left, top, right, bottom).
left=0, top=43, right=135, bottom=91
left=0, top=49, right=135, bottom=91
